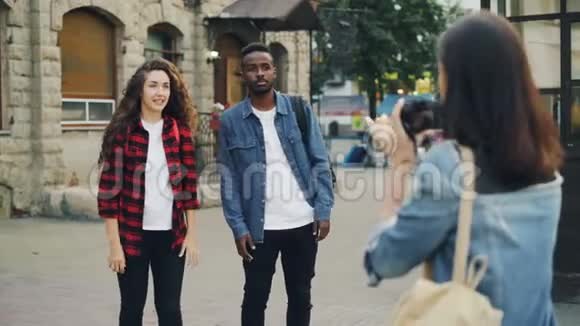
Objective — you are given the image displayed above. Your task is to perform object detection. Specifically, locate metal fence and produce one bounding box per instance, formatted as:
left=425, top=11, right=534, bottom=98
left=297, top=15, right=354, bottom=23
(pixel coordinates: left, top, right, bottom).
left=195, top=112, right=220, bottom=185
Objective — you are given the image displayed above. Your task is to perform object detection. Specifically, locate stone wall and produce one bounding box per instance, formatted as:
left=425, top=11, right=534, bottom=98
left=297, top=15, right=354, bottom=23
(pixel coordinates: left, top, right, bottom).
left=0, top=0, right=48, bottom=213
left=266, top=31, right=311, bottom=101
left=199, top=0, right=236, bottom=18
left=61, top=130, right=103, bottom=186
left=0, top=0, right=197, bottom=214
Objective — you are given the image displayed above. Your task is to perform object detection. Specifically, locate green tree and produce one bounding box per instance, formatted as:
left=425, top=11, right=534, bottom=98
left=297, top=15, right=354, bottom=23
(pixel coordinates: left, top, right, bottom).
left=314, top=0, right=459, bottom=118
left=311, top=0, right=359, bottom=96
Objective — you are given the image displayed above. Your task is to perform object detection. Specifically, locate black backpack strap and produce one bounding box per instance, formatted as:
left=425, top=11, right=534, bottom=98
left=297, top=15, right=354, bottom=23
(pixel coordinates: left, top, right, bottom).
left=290, top=95, right=309, bottom=146
left=289, top=95, right=337, bottom=189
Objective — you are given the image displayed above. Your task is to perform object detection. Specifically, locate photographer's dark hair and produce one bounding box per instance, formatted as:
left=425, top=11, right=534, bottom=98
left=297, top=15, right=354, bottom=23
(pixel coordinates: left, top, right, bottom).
left=438, top=12, right=563, bottom=187
left=241, top=42, right=272, bottom=61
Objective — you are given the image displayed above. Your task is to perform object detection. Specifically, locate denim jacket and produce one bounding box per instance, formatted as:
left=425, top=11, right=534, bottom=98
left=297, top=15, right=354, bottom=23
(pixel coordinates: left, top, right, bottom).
left=217, top=92, right=334, bottom=242
left=364, top=141, right=562, bottom=326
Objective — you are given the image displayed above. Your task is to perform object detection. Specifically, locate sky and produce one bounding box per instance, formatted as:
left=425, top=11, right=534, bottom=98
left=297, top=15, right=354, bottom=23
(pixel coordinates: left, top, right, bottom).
left=461, top=0, right=481, bottom=9
left=438, top=0, right=481, bottom=10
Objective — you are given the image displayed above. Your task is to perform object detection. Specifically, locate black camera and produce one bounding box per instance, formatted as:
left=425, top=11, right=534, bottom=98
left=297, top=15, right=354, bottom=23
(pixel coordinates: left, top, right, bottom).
left=400, top=99, right=440, bottom=149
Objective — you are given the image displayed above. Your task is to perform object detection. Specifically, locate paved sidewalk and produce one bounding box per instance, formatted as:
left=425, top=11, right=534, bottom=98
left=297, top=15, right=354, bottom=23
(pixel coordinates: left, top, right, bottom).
left=1, top=168, right=578, bottom=325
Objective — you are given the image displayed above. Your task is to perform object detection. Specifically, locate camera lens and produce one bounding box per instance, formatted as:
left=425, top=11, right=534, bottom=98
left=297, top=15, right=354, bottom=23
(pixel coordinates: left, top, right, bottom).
left=400, top=100, right=436, bottom=142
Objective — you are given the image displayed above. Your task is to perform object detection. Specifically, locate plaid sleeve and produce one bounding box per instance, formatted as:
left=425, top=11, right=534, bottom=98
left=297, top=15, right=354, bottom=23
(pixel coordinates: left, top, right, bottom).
left=97, top=137, right=124, bottom=219
left=179, top=125, right=200, bottom=210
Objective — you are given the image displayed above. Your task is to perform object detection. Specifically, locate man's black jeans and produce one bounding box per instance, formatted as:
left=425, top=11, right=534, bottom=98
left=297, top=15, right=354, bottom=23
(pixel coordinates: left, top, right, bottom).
left=117, top=230, right=185, bottom=326
left=241, top=223, right=318, bottom=326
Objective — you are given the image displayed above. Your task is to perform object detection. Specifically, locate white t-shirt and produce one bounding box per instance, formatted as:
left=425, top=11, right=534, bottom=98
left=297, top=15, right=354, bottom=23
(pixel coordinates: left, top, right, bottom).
left=252, top=106, right=314, bottom=230
left=141, top=119, right=174, bottom=230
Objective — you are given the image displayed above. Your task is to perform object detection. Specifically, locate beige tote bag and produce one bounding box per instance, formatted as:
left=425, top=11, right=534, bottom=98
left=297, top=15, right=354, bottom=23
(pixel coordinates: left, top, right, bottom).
left=391, top=146, right=503, bottom=326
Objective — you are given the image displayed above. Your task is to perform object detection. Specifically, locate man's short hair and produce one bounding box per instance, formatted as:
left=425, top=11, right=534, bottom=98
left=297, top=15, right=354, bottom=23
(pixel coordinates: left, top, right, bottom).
left=241, top=42, right=271, bottom=59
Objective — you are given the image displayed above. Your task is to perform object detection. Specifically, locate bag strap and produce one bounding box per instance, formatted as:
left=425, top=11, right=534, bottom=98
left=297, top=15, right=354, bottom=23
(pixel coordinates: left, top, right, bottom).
left=289, top=96, right=337, bottom=189
left=451, top=145, right=477, bottom=285
left=290, top=96, right=309, bottom=146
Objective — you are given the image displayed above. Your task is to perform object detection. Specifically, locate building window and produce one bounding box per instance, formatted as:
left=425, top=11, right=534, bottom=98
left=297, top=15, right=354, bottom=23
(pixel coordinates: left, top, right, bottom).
left=505, top=0, right=560, bottom=16
left=570, top=0, right=580, bottom=12
left=270, top=43, right=289, bottom=93
left=60, top=8, right=116, bottom=124
left=512, top=20, right=561, bottom=89
left=145, top=23, right=183, bottom=65
left=571, top=87, right=580, bottom=140
left=62, top=99, right=115, bottom=123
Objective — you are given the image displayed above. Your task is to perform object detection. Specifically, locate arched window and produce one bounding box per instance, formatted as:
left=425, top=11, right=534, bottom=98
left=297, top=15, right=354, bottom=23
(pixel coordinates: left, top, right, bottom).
left=270, top=43, right=289, bottom=93
left=213, top=34, right=244, bottom=107
left=60, top=8, right=116, bottom=124
left=145, top=23, right=183, bottom=65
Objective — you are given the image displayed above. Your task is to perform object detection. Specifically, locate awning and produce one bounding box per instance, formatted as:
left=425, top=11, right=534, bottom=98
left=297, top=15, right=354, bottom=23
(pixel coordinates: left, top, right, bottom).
left=1, top=0, right=15, bottom=9
left=208, top=0, right=322, bottom=31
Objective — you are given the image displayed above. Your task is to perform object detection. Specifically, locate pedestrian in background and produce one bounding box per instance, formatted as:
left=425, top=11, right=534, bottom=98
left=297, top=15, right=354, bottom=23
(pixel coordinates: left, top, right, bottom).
left=97, top=58, right=200, bottom=326
left=365, top=12, right=563, bottom=326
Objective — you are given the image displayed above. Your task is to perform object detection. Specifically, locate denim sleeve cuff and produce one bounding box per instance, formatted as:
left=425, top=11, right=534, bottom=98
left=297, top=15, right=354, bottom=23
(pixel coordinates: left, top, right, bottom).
left=314, top=204, right=332, bottom=221
left=364, top=250, right=382, bottom=287
left=229, top=219, right=250, bottom=240
left=364, top=218, right=398, bottom=287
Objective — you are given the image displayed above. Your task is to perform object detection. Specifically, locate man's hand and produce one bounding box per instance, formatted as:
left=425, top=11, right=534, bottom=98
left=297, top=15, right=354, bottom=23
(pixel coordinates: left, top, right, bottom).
left=313, top=220, right=330, bottom=241
left=235, top=234, right=255, bottom=261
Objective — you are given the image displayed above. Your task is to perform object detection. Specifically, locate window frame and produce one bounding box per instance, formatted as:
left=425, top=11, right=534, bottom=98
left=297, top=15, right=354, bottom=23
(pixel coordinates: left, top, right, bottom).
left=492, top=0, right=580, bottom=153
left=61, top=98, right=115, bottom=125
left=59, top=8, right=118, bottom=129
left=144, top=24, right=184, bottom=65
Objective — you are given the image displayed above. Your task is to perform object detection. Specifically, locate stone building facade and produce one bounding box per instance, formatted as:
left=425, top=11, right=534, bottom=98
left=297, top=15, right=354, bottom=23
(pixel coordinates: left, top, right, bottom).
left=0, top=0, right=312, bottom=217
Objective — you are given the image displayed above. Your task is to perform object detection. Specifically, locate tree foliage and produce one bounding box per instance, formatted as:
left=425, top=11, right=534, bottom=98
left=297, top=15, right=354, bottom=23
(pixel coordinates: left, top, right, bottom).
left=314, top=0, right=461, bottom=118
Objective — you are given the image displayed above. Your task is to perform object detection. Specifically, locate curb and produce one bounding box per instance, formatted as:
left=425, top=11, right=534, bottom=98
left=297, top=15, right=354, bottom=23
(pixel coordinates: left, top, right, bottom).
left=41, top=183, right=222, bottom=220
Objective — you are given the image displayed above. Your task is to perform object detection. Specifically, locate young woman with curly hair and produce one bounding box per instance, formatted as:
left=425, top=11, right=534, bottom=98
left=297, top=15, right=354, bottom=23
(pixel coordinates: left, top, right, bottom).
left=97, top=58, right=200, bottom=326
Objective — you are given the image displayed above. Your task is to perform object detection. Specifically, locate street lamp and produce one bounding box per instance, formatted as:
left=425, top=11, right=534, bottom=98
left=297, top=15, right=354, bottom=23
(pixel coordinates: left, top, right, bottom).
left=206, top=50, right=220, bottom=64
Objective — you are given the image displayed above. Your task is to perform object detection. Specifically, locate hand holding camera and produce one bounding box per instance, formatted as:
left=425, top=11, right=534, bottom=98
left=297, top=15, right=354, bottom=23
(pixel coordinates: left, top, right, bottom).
left=365, top=114, right=399, bottom=155
left=366, top=98, right=443, bottom=165
left=365, top=99, right=416, bottom=165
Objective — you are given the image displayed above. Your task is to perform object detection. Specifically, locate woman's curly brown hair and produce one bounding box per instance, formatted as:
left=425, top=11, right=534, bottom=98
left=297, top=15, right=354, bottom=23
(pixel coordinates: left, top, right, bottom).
left=98, top=58, right=197, bottom=165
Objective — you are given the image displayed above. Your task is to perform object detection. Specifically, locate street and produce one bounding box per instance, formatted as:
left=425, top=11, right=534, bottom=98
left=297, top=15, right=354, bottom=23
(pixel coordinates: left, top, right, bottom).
left=0, top=168, right=578, bottom=326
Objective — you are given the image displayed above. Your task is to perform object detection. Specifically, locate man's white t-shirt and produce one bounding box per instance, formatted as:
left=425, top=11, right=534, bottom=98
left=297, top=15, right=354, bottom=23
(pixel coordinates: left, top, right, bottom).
left=252, top=106, right=314, bottom=230
left=141, top=119, right=174, bottom=230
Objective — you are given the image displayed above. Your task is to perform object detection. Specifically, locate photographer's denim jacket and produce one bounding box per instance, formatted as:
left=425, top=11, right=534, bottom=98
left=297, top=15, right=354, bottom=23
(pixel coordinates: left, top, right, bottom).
left=365, top=141, right=562, bottom=326
left=217, top=92, right=334, bottom=242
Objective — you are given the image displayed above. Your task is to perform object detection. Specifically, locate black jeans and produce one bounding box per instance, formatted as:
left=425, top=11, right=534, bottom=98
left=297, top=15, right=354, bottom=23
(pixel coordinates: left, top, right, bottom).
left=241, top=223, right=318, bottom=326
left=117, top=230, right=185, bottom=326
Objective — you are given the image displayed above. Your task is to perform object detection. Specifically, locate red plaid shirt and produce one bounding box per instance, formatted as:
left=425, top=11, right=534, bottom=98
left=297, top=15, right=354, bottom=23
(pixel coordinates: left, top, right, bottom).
left=98, top=115, right=200, bottom=257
